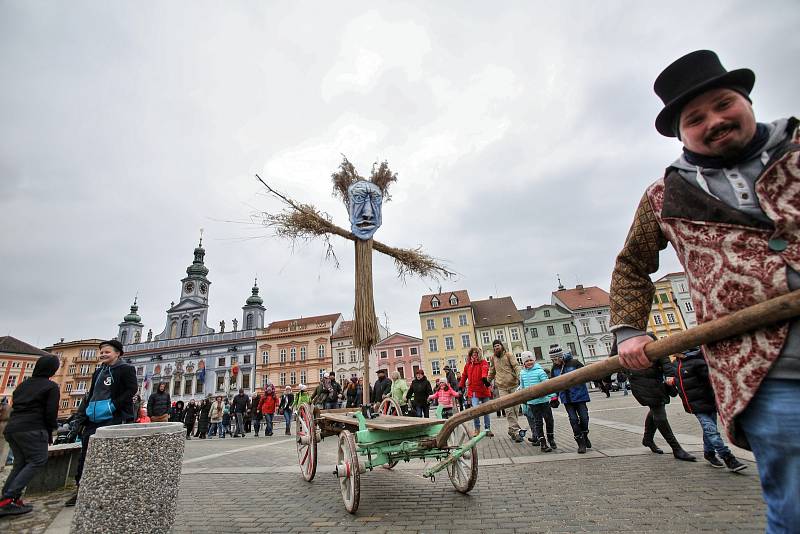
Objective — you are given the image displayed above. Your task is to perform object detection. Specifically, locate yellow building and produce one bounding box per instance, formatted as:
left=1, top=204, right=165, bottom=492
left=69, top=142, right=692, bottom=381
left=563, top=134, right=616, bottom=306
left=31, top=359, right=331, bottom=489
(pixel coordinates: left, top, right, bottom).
left=44, top=338, right=105, bottom=420
left=418, top=290, right=476, bottom=379
left=647, top=278, right=688, bottom=338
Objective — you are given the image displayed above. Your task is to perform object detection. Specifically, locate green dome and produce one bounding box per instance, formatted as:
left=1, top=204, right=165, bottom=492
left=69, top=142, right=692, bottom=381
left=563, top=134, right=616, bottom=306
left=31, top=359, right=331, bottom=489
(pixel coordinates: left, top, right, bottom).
left=186, top=243, right=209, bottom=277
left=246, top=281, right=263, bottom=305
left=124, top=300, right=142, bottom=324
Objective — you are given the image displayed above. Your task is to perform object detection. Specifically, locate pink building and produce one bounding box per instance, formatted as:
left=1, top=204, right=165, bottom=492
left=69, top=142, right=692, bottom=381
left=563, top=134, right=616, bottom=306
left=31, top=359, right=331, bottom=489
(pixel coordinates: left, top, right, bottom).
left=372, top=333, right=423, bottom=384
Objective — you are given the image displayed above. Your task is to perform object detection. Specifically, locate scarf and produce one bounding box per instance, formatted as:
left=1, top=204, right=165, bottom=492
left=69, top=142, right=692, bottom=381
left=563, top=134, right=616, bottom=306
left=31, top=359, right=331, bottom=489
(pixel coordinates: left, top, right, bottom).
left=683, top=123, right=769, bottom=169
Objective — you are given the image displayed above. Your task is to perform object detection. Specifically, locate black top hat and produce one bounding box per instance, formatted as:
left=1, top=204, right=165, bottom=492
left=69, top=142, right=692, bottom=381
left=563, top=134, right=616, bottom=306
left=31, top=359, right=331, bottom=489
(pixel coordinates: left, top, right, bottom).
left=654, top=50, right=754, bottom=137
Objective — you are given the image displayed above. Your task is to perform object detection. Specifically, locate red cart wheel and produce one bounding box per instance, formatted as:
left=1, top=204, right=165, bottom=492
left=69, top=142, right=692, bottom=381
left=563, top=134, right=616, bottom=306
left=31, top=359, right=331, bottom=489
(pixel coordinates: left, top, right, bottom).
left=446, top=423, right=478, bottom=493
left=337, top=430, right=361, bottom=513
left=295, top=403, right=317, bottom=481
left=378, top=398, right=401, bottom=469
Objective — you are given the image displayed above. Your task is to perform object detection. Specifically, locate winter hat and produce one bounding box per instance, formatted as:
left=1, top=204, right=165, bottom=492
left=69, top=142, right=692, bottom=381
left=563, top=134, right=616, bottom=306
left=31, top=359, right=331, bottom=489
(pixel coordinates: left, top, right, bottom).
left=299, top=384, right=307, bottom=391
left=520, top=351, right=535, bottom=363
left=548, top=344, right=563, bottom=359
left=32, top=355, right=60, bottom=378
left=99, top=339, right=124, bottom=355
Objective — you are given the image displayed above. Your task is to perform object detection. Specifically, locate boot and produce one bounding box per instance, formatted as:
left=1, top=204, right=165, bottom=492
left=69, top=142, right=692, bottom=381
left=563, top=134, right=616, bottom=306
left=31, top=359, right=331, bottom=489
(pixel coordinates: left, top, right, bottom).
left=575, top=434, right=587, bottom=454
left=657, top=418, right=696, bottom=461
left=547, top=433, right=557, bottom=449
left=642, top=414, right=663, bottom=454
left=704, top=452, right=724, bottom=468
left=583, top=432, right=592, bottom=449
left=285, top=428, right=291, bottom=436
left=721, top=453, right=747, bottom=473
left=539, top=437, right=552, bottom=453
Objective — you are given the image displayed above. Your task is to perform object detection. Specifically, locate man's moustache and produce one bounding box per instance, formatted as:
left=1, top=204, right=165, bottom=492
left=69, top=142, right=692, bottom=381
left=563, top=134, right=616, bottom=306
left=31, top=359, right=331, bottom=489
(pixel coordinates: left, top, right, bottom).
left=704, top=121, right=739, bottom=144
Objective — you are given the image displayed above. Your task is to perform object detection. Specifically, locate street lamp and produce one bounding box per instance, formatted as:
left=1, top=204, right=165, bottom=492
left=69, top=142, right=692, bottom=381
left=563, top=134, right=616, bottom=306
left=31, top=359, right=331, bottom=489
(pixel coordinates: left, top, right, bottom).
left=569, top=322, right=587, bottom=365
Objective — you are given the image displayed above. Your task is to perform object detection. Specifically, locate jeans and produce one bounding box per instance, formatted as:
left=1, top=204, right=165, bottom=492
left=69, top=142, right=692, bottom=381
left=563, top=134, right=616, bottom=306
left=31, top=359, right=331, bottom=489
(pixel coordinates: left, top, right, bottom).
left=414, top=404, right=430, bottom=418
left=264, top=414, right=274, bottom=435
left=253, top=416, right=262, bottom=435
left=324, top=401, right=338, bottom=410
left=694, top=412, right=731, bottom=457
left=283, top=409, right=292, bottom=431
left=234, top=413, right=245, bottom=436
left=185, top=421, right=195, bottom=438
left=470, top=395, right=491, bottom=430
left=2, top=430, right=49, bottom=499
left=739, top=378, right=800, bottom=534
left=564, top=402, right=589, bottom=436
left=525, top=403, right=554, bottom=440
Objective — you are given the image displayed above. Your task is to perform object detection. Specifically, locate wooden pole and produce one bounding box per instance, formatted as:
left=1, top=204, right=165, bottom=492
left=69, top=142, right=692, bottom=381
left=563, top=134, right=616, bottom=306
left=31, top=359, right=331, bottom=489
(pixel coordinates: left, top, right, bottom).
left=432, top=289, right=800, bottom=449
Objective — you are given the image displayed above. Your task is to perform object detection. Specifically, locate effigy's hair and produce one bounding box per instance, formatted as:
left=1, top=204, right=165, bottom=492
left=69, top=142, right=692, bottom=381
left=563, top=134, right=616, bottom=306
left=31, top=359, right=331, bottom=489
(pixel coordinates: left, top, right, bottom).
left=331, top=156, right=397, bottom=204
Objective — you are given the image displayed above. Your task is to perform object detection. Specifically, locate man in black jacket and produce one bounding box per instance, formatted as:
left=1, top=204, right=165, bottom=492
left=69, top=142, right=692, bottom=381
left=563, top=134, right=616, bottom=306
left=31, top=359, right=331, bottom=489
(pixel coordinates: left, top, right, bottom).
left=231, top=388, right=249, bottom=437
left=66, top=340, right=137, bottom=507
left=406, top=370, right=433, bottom=418
left=0, top=354, right=60, bottom=517
left=667, top=348, right=746, bottom=472
left=370, top=369, right=391, bottom=405
left=147, top=382, right=171, bottom=422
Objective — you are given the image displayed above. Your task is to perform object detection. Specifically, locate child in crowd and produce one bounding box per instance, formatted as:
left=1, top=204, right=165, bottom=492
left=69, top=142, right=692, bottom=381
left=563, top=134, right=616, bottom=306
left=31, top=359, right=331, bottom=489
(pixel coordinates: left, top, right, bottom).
left=518, top=351, right=556, bottom=452
left=428, top=381, right=461, bottom=419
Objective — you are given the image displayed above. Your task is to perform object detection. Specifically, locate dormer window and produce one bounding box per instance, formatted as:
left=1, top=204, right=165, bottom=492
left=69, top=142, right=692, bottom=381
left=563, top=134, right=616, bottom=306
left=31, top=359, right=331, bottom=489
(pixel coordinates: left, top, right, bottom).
left=449, top=294, right=458, bottom=306
left=431, top=296, right=440, bottom=308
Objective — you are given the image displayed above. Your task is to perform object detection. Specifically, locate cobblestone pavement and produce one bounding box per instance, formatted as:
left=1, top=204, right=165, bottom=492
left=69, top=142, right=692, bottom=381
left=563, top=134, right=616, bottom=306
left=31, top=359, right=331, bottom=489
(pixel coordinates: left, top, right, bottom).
left=0, top=466, right=73, bottom=534
left=174, top=392, right=765, bottom=533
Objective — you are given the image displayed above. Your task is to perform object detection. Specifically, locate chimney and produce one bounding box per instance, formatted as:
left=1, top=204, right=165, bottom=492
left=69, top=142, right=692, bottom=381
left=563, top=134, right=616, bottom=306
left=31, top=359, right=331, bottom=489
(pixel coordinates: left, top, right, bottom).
left=526, top=305, right=532, bottom=310
left=576, top=284, right=584, bottom=291
left=489, top=295, right=493, bottom=300
left=60, top=338, right=64, bottom=343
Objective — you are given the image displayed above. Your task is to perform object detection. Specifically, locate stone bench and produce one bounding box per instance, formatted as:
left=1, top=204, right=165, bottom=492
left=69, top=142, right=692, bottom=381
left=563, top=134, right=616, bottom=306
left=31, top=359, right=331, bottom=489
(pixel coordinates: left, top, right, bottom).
left=25, top=442, right=82, bottom=494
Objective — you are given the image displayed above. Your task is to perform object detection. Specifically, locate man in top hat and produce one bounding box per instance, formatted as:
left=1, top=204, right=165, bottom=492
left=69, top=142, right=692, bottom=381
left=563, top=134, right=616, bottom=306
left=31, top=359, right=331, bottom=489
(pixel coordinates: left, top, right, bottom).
left=609, top=50, right=798, bottom=530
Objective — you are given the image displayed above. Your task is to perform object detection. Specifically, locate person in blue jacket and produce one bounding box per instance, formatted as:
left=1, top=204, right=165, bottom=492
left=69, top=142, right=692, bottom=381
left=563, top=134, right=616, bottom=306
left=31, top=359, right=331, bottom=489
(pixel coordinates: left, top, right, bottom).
left=518, top=351, right=556, bottom=452
left=549, top=344, right=591, bottom=453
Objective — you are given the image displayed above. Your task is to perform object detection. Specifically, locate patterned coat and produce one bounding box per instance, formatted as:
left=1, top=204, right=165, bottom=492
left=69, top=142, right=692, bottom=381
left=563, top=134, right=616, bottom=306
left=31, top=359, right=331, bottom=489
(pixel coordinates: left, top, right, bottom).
left=610, top=119, right=800, bottom=448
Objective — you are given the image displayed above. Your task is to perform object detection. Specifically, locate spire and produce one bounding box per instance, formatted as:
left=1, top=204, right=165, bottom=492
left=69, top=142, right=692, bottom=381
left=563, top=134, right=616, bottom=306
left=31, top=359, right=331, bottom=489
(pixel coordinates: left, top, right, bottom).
left=186, top=235, right=209, bottom=277
left=556, top=273, right=565, bottom=291
left=123, top=296, right=142, bottom=324
left=246, top=277, right=264, bottom=306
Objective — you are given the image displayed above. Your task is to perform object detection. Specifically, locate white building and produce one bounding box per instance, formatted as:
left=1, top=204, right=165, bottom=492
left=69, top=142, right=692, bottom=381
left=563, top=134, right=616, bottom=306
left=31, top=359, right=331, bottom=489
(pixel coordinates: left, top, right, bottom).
left=551, top=284, right=614, bottom=364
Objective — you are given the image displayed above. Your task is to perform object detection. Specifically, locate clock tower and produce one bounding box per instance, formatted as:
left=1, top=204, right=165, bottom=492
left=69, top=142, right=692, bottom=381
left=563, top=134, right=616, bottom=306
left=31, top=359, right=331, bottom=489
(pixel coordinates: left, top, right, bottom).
left=154, top=237, right=215, bottom=340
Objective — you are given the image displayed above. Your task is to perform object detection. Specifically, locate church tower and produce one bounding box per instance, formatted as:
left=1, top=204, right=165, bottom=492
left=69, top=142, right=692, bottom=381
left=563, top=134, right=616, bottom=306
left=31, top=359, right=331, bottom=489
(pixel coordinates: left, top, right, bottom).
left=118, top=297, right=144, bottom=346
left=241, top=278, right=266, bottom=331
left=154, top=237, right=215, bottom=340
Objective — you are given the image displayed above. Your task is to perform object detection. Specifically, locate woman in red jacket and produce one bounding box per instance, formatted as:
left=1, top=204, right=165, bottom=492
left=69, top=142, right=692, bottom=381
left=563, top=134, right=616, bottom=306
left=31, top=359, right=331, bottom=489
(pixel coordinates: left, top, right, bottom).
left=259, top=385, right=278, bottom=437
left=458, top=348, right=493, bottom=437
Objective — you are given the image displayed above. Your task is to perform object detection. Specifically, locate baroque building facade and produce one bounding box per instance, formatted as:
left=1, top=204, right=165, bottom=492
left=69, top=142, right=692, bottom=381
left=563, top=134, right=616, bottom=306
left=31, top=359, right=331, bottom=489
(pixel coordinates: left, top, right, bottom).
left=551, top=284, right=614, bottom=364
left=332, top=320, right=389, bottom=383
left=471, top=296, right=526, bottom=364
left=518, top=304, right=583, bottom=363
left=118, top=239, right=265, bottom=403
left=372, top=333, right=423, bottom=384
left=418, top=290, right=476, bottom=379
left=44, top=338, right=105, bottom=419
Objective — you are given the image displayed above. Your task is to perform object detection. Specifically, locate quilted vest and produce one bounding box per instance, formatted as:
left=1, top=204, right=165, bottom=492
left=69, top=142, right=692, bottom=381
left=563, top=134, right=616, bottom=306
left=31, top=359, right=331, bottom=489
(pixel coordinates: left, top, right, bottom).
left=645, top=121, right=800, bottom=448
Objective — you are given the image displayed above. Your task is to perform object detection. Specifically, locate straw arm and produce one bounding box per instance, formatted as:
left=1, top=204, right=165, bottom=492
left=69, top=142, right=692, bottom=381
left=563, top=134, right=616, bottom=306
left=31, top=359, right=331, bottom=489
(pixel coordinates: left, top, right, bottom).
left=431, top=289, right=800, bottom=449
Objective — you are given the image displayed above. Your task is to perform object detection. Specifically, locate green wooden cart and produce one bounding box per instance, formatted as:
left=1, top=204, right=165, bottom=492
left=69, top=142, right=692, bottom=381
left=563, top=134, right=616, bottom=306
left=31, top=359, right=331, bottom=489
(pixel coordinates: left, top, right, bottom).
left=294, top=398, right=487, bottom=513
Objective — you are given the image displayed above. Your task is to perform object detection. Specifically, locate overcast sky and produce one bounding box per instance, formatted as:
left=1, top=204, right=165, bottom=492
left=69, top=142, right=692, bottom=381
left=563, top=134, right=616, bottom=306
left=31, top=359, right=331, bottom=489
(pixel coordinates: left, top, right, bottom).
left=1, top=1, right=797, bottom=348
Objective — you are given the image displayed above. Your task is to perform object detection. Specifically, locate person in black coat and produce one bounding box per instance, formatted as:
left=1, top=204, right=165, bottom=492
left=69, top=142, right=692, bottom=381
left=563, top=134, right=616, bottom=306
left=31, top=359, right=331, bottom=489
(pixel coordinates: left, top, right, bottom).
left=370, top=369, right=392, bottom=405
left=1, top=355, right=60, bottom=517
left=67, top=340, right=138, bottom=507
left=183, top=399, right=199, bottom=439
left=197, top=398, right=211, bottom=439
left=628, top=352, right=695, bottom=461
left=406, top=370, right=433, bottom=418
left=147, top=383, right=171, bottom=422
left=169, top=400, right=185, bottom=424
left=667, top=348, right=746, bottom=471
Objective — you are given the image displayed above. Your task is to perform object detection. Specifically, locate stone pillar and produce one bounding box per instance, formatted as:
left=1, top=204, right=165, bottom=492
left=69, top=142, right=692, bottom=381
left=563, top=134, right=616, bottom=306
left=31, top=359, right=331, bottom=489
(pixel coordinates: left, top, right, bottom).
left=71, top=422, right=185, bottom=534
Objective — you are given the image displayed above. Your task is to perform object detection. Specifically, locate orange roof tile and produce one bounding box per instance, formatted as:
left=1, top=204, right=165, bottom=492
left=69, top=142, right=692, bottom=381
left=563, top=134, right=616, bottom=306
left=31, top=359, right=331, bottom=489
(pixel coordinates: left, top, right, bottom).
left=552, top=285, right=610, bottom=310
left=419, top=290, right=471, bottom=314
left=267, top=313, right=342, bottom=331
left=471, top=297, right=523, bottom=327
left=331, top=321, right=354, bottom=340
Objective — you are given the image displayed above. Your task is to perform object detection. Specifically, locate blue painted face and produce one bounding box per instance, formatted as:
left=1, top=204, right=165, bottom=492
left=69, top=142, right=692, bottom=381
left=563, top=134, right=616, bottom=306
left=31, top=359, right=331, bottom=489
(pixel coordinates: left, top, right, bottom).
left=347, top=180, right=383, bottom=240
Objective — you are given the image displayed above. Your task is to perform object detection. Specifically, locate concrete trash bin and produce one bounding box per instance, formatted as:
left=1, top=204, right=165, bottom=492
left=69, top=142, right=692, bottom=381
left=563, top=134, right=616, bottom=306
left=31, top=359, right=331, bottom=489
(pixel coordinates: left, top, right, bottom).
left=71, top=422, right=185, bottom=534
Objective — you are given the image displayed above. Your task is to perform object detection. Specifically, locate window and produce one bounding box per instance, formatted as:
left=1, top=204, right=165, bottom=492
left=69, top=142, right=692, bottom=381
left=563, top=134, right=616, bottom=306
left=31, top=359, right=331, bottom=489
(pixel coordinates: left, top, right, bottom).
left=300, top=371, right=307, bottom=384
left=426, top=319, right=435, bottom=330
left=515, top=353, right=523, bottom=364
left=444, top=336, right=454, bottom=351
left=61, top=400, right=68, bottom=409
left=290, top=371, right=296, bottom=385
left=192, top=318, right=200, bottom=336
left=533, top=347, right=542, bottom=359
left=510, top=329, right=520, bottom=341
left=598, top=319, right=608, bottom=333
left=449, top=294, right=458, bottom=306
left=120, top=330, right=128, bottom=345
left=136, top=366, right=144, bottom=376
left=338, top=352, right=345, bottom=364
left=546, top=326, right=555, bottom=336
left=170, top=321, right=178, bottom=338
left=653, top=295, right=660, bottom=304
left=230, top=356, right=238, bottom=365
left=184, top=379, right=193, bottom=395
left=216, top=373, right=225, bottom=391
left=412, top=365, right=420, bottom=375
left=543, top=310, right=551, bottom=318
left=588, top=344, right=597, bottom=357
left=567, top=342, right=577, bottom=354
left=173, top=381, right=181, bottom=396
left=604, top=341, right=613, bottom=354
left=319, top=369, right=326, bottom=381
left=180, top=320, right=189, bottom=338
left=481, top=331, right=490, bottom=344
left=461, top=334, right=471, bottom=348
left=459, top=314, right=468, bottom=326
left=76, top=381, right=87, bottom=391
left=666, top=313, right=676, bottom=324
left=679, top=283, right=686, bottom=292
left=68, top=365, right=75, bottom=375
left=262, top=351, right=269, bottom=365
left=431, top=296, right=440, bottom=308
left=394, top=348, right=403, bottom=357
left=431, top=360, right=441, bottom=375
left=218, top=357, right=226, bottom=367
left=685, top=301, right=694, bottom=312
left=494, top=330, right=505, bottom=342
left=73, top=399, right=81, bottom=408
left=280, top=349, right=286, bottom=363
left=653, top=314, right=663, bottom=325
left=396, top=367, right=405, bottom=379
left=242, top=373, right=250, bottom=390
left=531, top=327, right=538, bottom=338
left=428, top=338, right=438, bottom=352
left=562, top=323, right=571, bottom=335
left=243, top=354, right=251, bottom=364
left=318, top=345, right=325, bottom=358
left=300, top=347, right=307, bottom=360
left=290, top=348, right=296, bottom=362
left=442, top=317, right=452, bottom=328
left=65, top=383, right=73, bottom=393
left=350, top=350, right=357, bottom=363
left=447, top=358, right=457, bottom=370
left=246, top=313, right=254, bottom=330
left=410, top=347, right=418, bottom=356
left=582, top=321, right=591, bottom=335
left=660, top=293, right=670, bottom=304
left=280, top=373, right=286, bottom=386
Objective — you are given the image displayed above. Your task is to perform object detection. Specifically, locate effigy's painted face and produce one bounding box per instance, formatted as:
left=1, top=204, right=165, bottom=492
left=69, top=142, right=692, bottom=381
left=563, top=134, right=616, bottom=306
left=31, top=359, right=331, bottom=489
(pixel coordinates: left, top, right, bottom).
left=347, top=180, right=383, bottom=240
